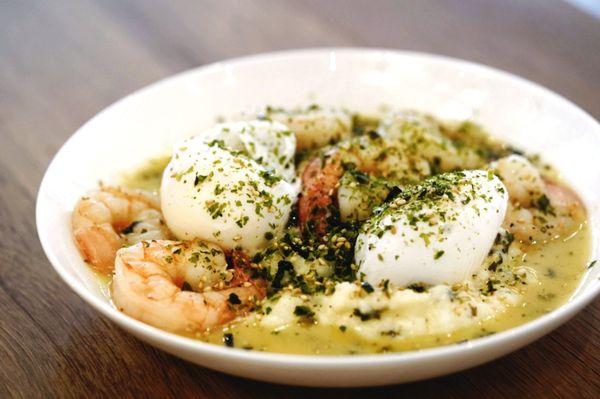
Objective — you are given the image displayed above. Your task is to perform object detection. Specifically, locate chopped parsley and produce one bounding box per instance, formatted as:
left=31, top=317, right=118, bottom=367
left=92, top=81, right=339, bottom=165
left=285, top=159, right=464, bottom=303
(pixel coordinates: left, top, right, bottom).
left=536, top=194, right=553, bottom=214
left=407, top=283, right=426, bottom=293
left=352, top=308, right=381, bottom=321
left=361, top=281, right=374, bottom=293
left=294, top=305, right=315, bottom=317
left=194, top=174, right=208, bottom=186
left=228, top=293, right=241, bottom=305
left=121, top=221, right=140, bottom=235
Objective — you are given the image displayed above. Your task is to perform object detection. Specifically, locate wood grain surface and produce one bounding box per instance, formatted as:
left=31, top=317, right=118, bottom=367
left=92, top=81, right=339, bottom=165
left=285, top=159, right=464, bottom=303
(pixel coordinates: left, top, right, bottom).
left=1, top=1, right=599, bottom=397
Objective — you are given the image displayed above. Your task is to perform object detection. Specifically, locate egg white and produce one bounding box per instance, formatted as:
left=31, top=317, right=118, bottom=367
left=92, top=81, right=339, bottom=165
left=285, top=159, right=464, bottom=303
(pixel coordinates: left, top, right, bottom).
left=355, top=170, right=508, bottom=286
left=161, top=128, right=297, bottom=254
left=197, top=120, right=297, bottom=183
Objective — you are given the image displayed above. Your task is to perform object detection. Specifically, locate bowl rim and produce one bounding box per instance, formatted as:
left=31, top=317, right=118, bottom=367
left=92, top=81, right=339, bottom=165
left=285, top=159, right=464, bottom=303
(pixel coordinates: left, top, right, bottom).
left=36, top=47, right=600, bottom=366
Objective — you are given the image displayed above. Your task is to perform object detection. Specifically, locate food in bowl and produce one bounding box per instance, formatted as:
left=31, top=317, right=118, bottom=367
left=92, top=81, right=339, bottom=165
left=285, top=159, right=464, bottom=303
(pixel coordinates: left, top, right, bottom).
left=71, top=105, right=591, bottom=355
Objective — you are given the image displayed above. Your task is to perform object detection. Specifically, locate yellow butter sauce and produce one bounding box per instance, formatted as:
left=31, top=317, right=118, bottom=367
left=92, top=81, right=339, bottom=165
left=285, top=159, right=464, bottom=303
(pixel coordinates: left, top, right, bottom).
left=121, top=156, right=171, bottom=192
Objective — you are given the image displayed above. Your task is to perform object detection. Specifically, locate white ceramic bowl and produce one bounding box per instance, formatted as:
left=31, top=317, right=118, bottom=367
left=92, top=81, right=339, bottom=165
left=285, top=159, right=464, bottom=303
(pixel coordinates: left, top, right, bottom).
left=37, top=48, right=600, bottom=387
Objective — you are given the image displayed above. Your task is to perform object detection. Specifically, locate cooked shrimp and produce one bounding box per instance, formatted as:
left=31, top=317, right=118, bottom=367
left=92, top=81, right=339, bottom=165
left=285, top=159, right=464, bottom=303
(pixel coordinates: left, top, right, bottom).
left=545, top=182, right=585, bottom=219
left=112, top=240, right=266, bottom=334
left=298, top=155, right=344, bottom=238
left=72, top=186, right=170, bottom=273
left=492, top=155, right=545, bottom=207
left=493, top=155, right=585, bottom=242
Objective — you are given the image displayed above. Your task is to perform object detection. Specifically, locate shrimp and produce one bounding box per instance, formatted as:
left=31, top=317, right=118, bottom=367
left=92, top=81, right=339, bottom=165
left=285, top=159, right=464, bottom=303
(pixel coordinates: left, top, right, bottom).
left=298, top=155, right=344, bottom=238
left=112, top=239, right=266, bottom=334
left=544, top=182, right=584, bottom=219
left=492, top=155, right=545, bottom=207
left=72, top=186, right=170, bottom=273
left=506, top=181, right=585, bottom=242
left=493, top=155, right=585, bottom=242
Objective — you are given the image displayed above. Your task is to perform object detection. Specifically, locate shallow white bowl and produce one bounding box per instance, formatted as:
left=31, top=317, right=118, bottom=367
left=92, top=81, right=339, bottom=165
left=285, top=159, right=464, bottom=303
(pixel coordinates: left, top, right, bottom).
left=37, top=48, right=600, bottom=387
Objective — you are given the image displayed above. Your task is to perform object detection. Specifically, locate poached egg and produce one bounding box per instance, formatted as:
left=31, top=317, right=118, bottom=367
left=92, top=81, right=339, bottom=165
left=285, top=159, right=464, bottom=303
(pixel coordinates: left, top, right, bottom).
left=160, top=121, right=298, bottom=254
left=355, top=170, right=508, bottom=286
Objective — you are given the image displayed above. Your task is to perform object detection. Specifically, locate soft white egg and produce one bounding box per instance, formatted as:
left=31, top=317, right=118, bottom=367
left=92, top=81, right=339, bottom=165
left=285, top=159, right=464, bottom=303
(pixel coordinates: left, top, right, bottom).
left=355, top=170, right=508, bottom=286
left=161, top=139, right=297, bottom=254
left=196, top=120, right=297, bottom=183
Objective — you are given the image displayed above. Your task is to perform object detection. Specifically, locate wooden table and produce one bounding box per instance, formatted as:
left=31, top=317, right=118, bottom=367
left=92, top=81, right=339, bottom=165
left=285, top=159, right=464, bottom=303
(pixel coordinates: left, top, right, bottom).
left=1, top=1, right=599, bottom=397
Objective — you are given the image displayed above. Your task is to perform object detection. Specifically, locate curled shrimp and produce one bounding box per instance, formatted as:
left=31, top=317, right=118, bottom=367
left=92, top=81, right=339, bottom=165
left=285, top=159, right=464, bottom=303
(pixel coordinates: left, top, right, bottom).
left=112, top=239, right=266, bottom=334
left=72, top=186, right=170, bottom=273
